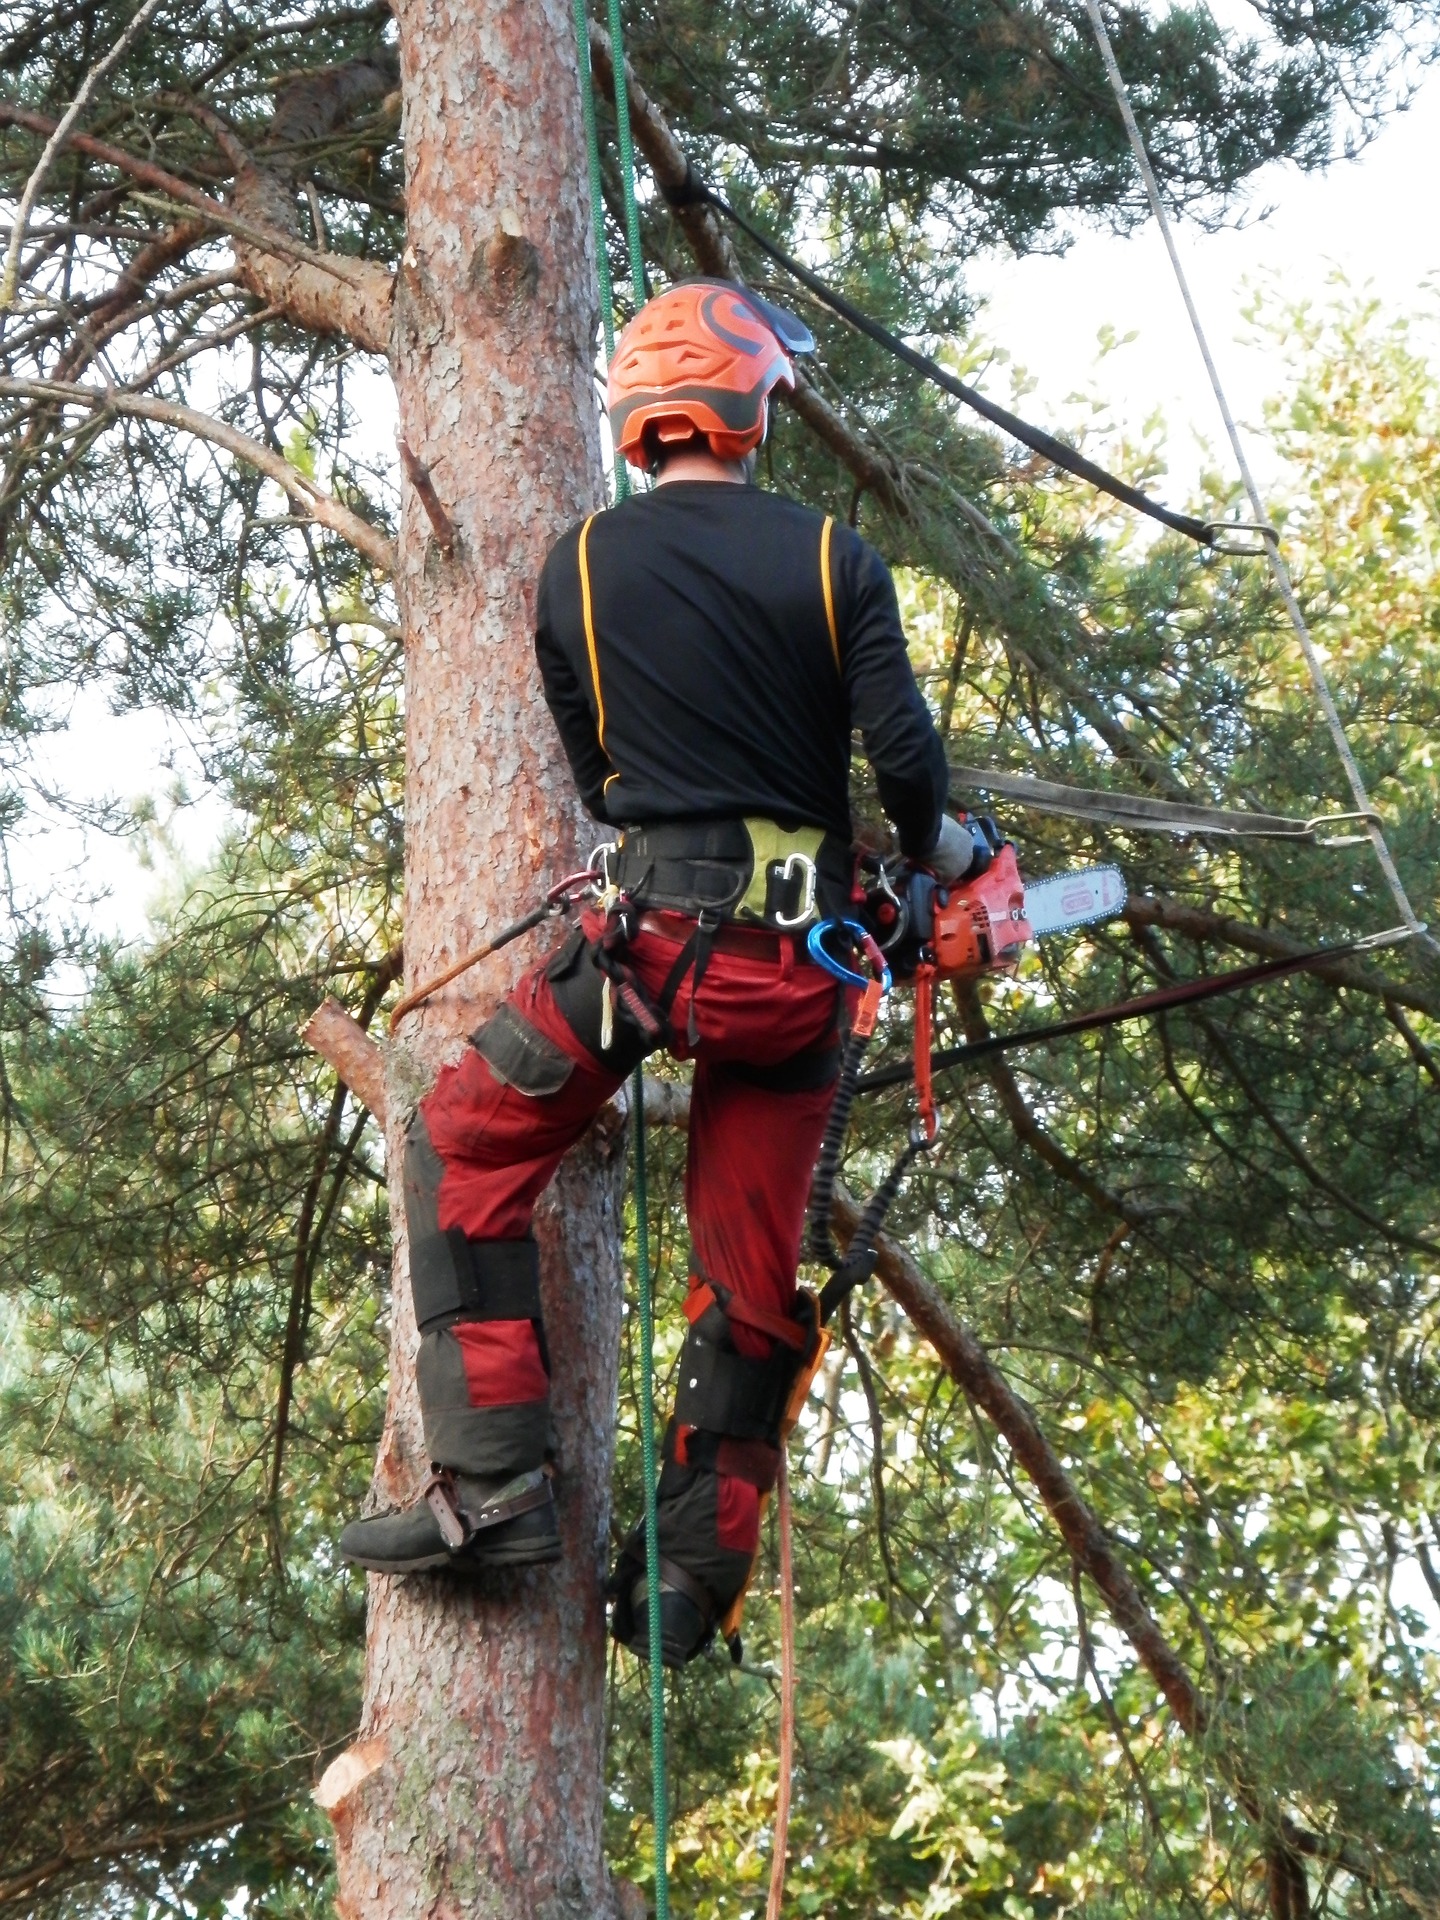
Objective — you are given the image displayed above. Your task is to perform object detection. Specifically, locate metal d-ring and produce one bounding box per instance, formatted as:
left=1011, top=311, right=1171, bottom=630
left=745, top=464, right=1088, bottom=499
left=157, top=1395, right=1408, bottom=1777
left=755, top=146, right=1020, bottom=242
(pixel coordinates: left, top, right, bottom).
left=1202, top=518, right=1277, bottom=557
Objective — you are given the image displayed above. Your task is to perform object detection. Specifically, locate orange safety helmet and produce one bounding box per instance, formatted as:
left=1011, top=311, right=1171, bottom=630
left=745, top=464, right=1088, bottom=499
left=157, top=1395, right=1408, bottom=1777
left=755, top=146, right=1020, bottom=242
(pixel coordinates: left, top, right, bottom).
left=607, top=279, right=815, bottom=467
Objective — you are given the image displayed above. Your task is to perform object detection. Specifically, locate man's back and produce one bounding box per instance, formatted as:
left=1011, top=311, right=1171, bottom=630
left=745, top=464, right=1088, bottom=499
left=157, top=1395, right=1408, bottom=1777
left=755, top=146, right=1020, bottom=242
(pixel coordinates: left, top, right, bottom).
left=535, top=481, right=946, bottom=856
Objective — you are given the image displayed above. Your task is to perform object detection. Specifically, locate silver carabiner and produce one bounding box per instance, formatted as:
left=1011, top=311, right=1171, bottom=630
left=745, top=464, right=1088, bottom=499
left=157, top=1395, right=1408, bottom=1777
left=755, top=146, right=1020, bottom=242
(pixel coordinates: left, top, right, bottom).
left=587, top=840, right=619, bottom=907
left=772, top=851, right=818, bottom=929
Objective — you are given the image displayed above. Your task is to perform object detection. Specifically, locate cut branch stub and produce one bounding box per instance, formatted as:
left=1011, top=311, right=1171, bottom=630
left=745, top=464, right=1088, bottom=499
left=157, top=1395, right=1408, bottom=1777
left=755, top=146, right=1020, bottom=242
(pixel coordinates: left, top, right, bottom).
left=301, top=998, right=388, bottom=1126
left=399, top=440, right=456, bottom=555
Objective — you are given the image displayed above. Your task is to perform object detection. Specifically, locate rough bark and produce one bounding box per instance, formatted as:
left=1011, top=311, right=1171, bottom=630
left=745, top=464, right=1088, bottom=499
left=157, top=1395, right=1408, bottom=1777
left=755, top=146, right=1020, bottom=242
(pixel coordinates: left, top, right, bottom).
left=323, top=3, right=625, bottom=1915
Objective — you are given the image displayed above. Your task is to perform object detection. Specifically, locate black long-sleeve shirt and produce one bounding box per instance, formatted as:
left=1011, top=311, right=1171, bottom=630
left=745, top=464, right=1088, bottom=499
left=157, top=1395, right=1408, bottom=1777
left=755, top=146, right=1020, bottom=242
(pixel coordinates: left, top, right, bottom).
left=533, top=480, right=948, bottom=857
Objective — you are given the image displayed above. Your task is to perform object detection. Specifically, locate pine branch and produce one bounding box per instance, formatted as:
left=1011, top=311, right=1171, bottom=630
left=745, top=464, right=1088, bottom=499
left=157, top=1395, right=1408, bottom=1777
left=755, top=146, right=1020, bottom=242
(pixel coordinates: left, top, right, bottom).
left=952, top=978, right=1155, bottom=1224
left=1126, top=894, right=1440, bottom=1020
left=0, top=1797, right=293, bottom=1908
left=0, top=0, right=168, bottom=310
left=0, top=103, right=394, bottom=352
left=0, top=374, right=395, bottom=571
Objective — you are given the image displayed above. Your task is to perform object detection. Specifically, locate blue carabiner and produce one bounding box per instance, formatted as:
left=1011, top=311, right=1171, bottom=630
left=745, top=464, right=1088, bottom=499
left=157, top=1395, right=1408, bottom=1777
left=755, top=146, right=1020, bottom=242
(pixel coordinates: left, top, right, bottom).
left=807, top=918, right=893, bottom=994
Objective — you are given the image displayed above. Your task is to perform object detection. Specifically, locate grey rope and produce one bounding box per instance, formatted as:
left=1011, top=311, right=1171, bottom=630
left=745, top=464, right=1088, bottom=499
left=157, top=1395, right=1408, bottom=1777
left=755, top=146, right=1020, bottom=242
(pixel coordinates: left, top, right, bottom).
left=1081, top=0, right=1432, bottom=951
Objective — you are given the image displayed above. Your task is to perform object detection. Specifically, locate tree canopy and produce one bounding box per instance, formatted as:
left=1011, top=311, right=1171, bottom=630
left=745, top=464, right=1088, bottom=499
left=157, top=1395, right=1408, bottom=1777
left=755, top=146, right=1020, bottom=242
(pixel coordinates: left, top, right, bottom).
left=0, top=0, right=1437, bottom=1912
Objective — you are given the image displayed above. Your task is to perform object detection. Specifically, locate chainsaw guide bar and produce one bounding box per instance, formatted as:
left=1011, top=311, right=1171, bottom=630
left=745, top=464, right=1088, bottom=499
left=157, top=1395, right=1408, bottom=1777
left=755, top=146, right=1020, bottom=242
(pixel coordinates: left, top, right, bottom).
left=1023, top=865, right=1127, bottom=939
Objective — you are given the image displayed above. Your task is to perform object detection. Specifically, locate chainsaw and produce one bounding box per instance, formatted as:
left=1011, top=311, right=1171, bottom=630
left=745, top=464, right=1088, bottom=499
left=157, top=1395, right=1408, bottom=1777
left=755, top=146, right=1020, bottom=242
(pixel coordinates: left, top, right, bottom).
left=807, top=817, right=1128, bottom=1139
left=862, top=821, right=1126, bottom=983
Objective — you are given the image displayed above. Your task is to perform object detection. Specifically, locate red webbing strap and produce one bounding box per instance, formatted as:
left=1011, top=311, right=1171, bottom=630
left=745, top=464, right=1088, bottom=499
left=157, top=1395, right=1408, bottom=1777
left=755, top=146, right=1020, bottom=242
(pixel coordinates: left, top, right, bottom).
left=684, top=1278, right=810, bottom=1351
left=913, top=963, right=937, bottom=1141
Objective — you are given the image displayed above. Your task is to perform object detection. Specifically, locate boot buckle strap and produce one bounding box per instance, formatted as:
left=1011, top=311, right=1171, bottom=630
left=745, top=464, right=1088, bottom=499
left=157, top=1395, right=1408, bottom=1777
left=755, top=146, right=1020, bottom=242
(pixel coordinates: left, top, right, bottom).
left=420, top=1469, right=470, bottom=1550
left=465, top=1467, right=554, bottom=1532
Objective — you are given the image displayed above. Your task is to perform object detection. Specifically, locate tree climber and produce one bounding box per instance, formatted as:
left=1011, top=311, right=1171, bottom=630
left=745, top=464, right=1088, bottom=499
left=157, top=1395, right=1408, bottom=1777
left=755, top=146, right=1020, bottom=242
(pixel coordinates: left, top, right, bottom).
left=340, top=280, right=982, bottom=1666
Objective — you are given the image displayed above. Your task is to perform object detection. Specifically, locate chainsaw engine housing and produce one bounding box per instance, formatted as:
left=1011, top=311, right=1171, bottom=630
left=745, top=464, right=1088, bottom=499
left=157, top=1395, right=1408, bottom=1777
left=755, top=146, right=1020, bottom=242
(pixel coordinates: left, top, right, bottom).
left=862, top=842, right=1034, bottom=984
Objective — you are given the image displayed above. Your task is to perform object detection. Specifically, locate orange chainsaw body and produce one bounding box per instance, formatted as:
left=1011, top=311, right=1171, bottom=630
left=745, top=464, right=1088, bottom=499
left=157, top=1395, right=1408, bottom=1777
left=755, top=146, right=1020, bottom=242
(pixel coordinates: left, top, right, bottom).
left=930, top=842, right=1033, bottom=982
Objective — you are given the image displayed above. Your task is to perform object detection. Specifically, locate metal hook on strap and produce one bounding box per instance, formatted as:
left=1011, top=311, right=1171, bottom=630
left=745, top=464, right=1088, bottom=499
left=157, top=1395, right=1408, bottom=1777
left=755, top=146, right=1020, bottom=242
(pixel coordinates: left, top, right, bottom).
left=772, top=850, right=818, bottom=930
left=1303, top=808, right=1386, bottom=848
left=1202, top=518, right=1277, bottom=557
left=805, top=918, right=892, bottom=994
left=1351, top=922, right=1426, bottom=953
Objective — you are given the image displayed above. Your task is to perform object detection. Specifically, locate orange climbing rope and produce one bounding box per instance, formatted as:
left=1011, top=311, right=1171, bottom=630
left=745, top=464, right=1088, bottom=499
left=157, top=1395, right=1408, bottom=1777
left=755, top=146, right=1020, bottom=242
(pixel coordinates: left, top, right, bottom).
left=767, top=1452, right=797, bottom=1920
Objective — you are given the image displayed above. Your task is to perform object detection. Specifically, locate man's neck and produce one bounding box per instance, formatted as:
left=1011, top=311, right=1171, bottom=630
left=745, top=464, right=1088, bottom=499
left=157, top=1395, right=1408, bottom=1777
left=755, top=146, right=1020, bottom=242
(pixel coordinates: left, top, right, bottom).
left=653, top=447, right=750, bottom=486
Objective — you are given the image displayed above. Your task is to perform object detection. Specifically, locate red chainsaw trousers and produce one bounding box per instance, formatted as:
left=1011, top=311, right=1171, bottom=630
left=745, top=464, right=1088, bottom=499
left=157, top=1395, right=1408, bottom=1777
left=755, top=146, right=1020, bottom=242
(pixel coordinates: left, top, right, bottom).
left=414, top=908, right=842, bottom=1560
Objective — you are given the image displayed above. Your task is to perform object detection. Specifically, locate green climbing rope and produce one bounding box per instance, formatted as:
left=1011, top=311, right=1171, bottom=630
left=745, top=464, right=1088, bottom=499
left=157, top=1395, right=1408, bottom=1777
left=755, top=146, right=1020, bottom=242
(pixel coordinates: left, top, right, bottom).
left=573, top=0, right=617, bottom=355
left=572, top=3, right=670, bottom=1909
left=572, top=0, right=647, bottom=505
left=630, top=1067, right=670, bottom=1918
left=603, top=0, right=647, bottom=313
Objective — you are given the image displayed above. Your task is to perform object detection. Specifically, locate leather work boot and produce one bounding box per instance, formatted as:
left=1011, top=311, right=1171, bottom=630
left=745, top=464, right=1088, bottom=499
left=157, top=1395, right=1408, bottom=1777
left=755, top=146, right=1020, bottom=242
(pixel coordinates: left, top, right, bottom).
left=611, top=1554, right=717, bottom=1668
left=338, top=1467, right=560, bottom=1574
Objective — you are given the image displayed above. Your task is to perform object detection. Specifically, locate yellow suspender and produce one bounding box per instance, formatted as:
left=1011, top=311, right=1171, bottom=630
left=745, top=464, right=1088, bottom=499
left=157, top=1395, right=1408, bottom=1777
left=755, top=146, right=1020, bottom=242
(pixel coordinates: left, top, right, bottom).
left=820, top=514, right=840, bottom=670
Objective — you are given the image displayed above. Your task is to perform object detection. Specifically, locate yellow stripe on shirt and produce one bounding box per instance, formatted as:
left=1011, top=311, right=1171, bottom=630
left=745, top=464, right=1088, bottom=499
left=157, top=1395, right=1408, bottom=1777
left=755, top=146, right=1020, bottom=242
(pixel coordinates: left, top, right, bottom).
left=820, top=514, right=840, bottom=671
left=578, top=515, right=621, bottom=796
left=577, top=514, right=607, bottom=747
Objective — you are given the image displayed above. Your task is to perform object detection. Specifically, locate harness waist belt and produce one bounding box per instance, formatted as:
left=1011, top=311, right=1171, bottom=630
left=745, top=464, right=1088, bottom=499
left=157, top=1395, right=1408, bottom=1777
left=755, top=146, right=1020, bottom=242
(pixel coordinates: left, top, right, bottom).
left=614, top=818, right=852, bottom=925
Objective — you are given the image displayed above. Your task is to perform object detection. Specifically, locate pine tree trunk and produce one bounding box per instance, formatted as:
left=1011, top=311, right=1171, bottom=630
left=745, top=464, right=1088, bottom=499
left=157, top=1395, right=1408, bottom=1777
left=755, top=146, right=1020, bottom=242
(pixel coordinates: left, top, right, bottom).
left=324, top=4, right=625, bottom=1913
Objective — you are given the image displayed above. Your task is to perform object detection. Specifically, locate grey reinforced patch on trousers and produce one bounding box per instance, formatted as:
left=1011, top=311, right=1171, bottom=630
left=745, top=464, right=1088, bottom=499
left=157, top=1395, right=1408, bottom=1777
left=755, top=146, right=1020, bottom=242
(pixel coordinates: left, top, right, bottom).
left=403, top=1113, right=458, bottom=1328
left=651, top=1455, right=754, bottom=1611
left=416, top=1327, right=552, bottom=1476
left=473, top=1002, right=576, bottom=1097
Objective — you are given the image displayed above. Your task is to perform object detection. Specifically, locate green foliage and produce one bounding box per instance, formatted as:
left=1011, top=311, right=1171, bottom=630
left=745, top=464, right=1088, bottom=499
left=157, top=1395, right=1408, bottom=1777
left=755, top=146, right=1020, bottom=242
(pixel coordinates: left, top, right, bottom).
left=0, top=0, right=1437, bottom=1909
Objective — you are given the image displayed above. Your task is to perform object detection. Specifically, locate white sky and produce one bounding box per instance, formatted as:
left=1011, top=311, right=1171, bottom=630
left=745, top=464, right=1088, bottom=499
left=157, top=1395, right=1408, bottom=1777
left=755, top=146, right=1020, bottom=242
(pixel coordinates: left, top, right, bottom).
left=12, top=62, right=1439, bottom=953
left=964, top=62, right=1440, bottom=500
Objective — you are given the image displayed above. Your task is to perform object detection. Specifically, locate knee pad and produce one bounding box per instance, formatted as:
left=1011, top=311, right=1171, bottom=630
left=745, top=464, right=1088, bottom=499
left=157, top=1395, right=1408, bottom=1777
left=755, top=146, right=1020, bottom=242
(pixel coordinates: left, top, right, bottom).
left=672, top=1281, right=822, bottom=1485
left=403, top=1114, right=543, bottom=1331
